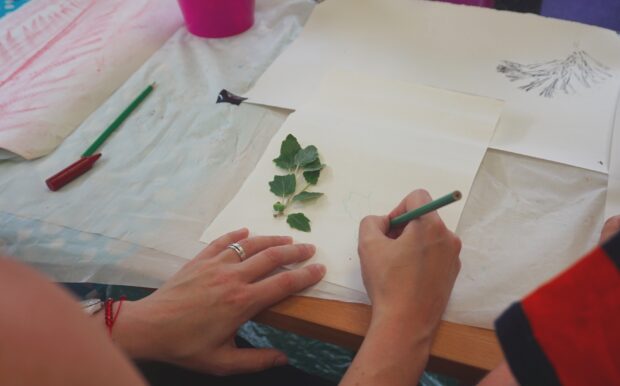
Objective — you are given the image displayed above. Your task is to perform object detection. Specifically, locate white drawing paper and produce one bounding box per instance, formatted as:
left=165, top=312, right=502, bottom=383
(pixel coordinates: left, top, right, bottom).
left=605, top=91, right=620, bottom=220
left=245, top=0, right=620, bottom=173
left=203, top=70, right=503, bottom=293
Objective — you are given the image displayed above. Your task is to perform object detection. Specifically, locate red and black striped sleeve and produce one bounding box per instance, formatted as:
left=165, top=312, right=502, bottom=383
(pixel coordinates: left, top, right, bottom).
left=495, top=231, right=620, bottom=386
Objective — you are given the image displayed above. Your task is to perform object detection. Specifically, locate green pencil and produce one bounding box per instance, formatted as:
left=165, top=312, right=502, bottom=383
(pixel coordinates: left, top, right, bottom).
left=390, top=191, right=462, bottom=227
left=82, top=83, right=156, bottom=157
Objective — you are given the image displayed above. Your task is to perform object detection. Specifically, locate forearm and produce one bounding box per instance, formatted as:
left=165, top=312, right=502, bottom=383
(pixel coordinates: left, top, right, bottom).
left=340, top=313, right=433, bottom=386
left=477, top=361, right=519, bottom=386
left=94, top=299, right=160, bottom=360
left=0, top=258, right=146, bottom=386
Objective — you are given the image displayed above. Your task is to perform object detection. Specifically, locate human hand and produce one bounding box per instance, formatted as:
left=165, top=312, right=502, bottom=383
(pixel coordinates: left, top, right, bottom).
left=358, top=190, right=461, bottom=337
left=113, top=228, right=325, bottom=375
left=600, top=215, right=620, bottom=244
left=340, top=190, right=462, bottom=386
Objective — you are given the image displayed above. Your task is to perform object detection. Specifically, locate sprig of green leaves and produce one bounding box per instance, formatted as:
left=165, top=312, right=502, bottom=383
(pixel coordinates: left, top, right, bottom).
left=269, top=134, right=325, bottom=232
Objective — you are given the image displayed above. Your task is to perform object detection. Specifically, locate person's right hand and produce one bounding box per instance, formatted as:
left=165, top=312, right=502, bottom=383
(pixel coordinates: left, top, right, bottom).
left=340, top=190, right=462, bottom=386
left=358, top=189, right=462, bottom=337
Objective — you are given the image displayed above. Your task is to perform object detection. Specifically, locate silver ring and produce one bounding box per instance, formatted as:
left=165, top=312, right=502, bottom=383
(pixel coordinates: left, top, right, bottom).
left=227, top=242, right=246, bottom=261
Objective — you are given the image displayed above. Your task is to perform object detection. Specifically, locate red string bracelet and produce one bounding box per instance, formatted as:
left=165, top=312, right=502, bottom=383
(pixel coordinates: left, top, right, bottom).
left=104, top=295, right=127, bottom=335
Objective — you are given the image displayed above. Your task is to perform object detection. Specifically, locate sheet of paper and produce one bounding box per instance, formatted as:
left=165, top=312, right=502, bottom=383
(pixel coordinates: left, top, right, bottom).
left=605, top=91, right=620, bottom=219
left=203, top=70, right=503, bottom=292
left=0, top=0, right=182, bottom=159
left=448, top=148, right=606, bottom=328
left=245, top=0, right=620, bottom=173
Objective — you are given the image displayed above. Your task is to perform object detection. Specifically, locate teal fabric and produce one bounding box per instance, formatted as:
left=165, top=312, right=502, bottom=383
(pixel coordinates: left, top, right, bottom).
left=0, top=0, right=30, bottom=18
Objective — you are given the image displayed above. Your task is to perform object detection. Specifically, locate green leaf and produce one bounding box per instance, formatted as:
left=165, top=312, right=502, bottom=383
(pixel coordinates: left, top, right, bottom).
left=292, top=191, right=324, bottom=202
left=303, top=169, right=321, bottom=185
left=287, top=213, right=311, bottom=232
left=269, top=174, right=296, bottom=197
left=303, top=158, right=323, bottom=184
left=294, top=145, right=318, bottom=167
left=273, top=202, right=286, bottom=213
left=273, top=134, right=301, bottom=170
left=303, top=159, right=325, bottom=172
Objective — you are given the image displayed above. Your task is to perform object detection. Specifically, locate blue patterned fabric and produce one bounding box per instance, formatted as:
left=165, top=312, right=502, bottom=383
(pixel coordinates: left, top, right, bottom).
left=0, top=0, right=30, bottom=19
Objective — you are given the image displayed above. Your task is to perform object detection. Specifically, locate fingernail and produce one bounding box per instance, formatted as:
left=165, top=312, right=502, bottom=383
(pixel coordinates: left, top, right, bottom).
left=314, top=264, right=326, bottom=276
left=281, top=236, right=293, bottom=243
left=274, top=355, right=288, bottom=366
left=303, top=244, right=316, bottom=254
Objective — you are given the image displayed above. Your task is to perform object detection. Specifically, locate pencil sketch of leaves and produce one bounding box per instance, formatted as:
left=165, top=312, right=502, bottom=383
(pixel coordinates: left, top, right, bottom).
left=497, top=50, right=612, bottom=98
left=343, top=192, right=371, bottom=224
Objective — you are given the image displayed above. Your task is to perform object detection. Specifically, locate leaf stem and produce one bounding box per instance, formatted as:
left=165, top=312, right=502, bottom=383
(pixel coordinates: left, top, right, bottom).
left=274, top=171, right=312, bottom=217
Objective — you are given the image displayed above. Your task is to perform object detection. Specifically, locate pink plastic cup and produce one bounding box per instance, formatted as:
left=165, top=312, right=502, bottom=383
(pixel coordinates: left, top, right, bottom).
left=177, top=0, right=255, bottom=38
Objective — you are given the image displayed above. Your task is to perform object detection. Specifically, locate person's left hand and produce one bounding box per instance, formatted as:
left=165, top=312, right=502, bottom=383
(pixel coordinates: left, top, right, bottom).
left=112, top=228, right=325, bottom=375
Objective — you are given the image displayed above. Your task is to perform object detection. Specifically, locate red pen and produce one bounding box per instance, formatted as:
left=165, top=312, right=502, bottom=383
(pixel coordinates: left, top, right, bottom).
left=45, top=153, right=102, bottom=191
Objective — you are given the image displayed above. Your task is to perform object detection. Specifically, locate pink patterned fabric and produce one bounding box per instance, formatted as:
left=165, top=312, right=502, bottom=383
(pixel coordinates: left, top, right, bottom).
left=0, top=0, right=183, bottom=159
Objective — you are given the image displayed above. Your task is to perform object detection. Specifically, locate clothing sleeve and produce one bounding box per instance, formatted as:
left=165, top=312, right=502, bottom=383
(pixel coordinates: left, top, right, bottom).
left=495, top=231, right=620, bottom=386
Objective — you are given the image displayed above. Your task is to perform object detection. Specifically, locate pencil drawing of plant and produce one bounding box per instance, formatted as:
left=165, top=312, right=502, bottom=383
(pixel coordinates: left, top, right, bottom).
left=497, top=50, right=612, bottom=98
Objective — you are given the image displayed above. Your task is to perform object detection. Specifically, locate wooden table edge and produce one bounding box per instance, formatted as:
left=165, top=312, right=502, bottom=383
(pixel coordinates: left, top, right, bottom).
left=255, top=295, right=503, bottom=382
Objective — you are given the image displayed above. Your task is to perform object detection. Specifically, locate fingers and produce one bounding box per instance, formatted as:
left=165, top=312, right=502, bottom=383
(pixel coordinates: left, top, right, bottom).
left=389, top=190, right=458, bottom=249
left=218, top=235, right=293, bottom=264
left=388, top=190, right=441, bottom=238
left=400, top=210, right=447, bottom=239
left=217, top=347, right=288, bottom=375
left=239, top=243, right=316, bottom=282
left=196, top=228, right=249, bottom=260
left=359, top=215, right=392, bottom=249
left=388, top=189, right=433, bottom=218
left=248, top=264, right=326, bottom=315
left=359, top=215, right=390, bottom=243
left=600, top=215, right=620, bottom=244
